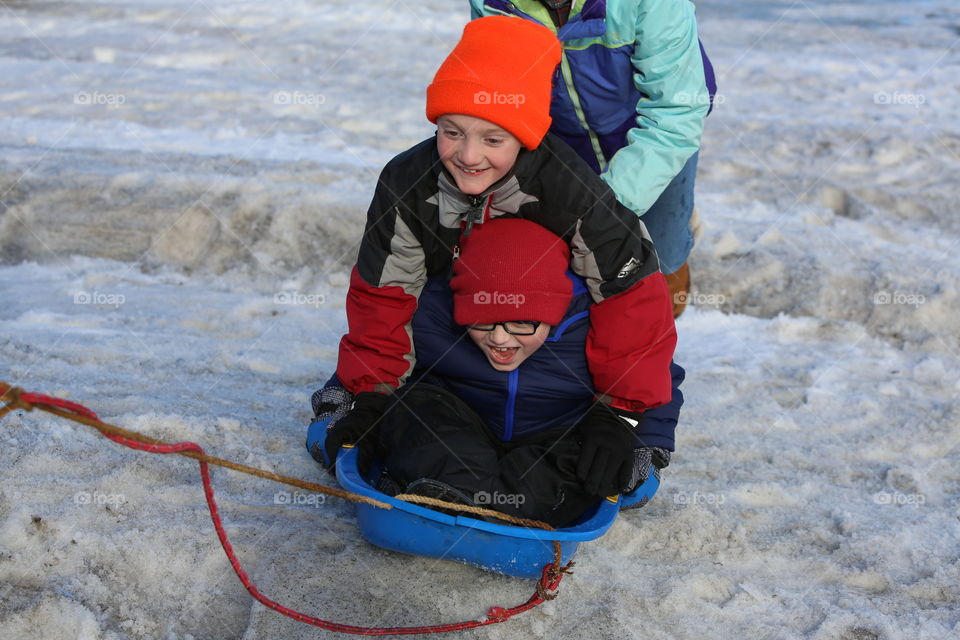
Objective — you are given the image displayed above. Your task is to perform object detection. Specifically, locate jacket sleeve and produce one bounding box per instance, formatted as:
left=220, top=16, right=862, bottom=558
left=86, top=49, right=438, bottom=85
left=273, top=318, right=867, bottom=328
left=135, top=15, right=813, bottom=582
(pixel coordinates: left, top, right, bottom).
left=469, top=0, right=483, bottom=19
left=585, top=270, right=676, bottom=413
left=601, top=0, right=709, bottom=215
left=336, top=166, right=428, bottom=395
left=632, top=360, right=684, bottom=451
left=536, top=137, right=677, bottom=414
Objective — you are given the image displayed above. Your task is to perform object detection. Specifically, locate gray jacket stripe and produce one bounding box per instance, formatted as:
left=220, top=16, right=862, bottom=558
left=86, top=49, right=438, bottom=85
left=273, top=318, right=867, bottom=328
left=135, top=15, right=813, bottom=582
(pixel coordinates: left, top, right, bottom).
left=571, top=219, right=606, bottom=303
left=380, top=212, right=428, bottom=296
left=380, top=213, right=426, bottom=386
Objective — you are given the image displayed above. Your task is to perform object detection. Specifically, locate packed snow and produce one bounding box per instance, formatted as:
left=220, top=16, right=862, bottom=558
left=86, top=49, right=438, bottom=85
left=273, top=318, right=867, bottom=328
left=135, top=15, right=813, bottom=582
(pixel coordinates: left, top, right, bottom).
left=1, top=0, right=958, bottom=638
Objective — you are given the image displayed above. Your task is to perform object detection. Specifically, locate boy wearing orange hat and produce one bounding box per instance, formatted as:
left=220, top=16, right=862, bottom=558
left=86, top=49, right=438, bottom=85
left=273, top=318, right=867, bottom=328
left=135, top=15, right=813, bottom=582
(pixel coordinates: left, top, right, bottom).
left=311, top=17, right=678, bottom=497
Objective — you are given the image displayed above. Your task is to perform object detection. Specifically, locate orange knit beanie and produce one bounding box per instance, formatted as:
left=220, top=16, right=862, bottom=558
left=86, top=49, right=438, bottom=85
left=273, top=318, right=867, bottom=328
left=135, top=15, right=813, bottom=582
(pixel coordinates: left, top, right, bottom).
left=426, top=16, right=562, bottom=150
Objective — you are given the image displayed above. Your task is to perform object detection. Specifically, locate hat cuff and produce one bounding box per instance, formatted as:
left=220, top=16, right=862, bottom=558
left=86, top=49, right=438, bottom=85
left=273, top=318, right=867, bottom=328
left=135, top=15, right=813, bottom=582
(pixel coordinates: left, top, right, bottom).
left=426, top=79, right=551, bottom=150
left=453, top=291, right=570, bottom=327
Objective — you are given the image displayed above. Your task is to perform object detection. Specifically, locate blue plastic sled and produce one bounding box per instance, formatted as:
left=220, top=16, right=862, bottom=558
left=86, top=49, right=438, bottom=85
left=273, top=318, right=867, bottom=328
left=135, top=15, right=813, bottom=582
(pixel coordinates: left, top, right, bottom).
left=332, top=444, right=660, bottom=579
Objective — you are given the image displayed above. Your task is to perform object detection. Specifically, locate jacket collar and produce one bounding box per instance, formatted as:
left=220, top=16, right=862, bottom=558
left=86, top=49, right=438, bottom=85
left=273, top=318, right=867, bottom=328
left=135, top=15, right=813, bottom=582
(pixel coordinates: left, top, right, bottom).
left=428, top=145, right=540, bottom=231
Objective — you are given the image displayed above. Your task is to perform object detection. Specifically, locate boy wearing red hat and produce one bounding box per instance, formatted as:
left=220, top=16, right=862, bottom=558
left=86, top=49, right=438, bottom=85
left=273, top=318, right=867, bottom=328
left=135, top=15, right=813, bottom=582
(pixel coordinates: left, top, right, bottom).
left=310, top=18, right=678, bottom=504
left=353, top=218, right=684, bottom=525
left=310, top=218, right=683, bottom=524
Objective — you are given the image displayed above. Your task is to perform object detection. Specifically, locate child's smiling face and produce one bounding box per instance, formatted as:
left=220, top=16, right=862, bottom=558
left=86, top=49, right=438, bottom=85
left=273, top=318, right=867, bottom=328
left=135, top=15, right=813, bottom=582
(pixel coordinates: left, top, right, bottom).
left=436, top=114, right=522, bottom=195
left=467, top=322, right=551, bottom=372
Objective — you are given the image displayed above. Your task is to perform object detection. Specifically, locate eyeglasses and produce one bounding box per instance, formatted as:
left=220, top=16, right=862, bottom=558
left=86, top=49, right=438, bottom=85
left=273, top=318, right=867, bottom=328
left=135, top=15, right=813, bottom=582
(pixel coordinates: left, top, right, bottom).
left=468, top=321, right=541, bottom=336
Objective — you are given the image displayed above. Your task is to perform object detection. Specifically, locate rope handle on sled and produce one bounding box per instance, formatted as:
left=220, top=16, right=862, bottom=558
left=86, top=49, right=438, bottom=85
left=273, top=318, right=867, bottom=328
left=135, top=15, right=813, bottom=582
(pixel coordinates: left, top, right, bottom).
left=0, top=382, right=573, bottom=635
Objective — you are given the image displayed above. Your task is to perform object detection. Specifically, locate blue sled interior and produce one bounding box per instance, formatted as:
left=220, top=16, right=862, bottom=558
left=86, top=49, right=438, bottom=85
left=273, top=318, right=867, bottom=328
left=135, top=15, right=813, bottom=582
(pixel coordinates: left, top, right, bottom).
left=335, top=446, right=659, bottom=579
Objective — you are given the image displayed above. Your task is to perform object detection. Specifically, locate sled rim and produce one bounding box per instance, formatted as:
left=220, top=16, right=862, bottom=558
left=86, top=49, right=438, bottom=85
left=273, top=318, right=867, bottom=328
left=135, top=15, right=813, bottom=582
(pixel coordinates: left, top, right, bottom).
left=335, top=447, right=622, bottom=541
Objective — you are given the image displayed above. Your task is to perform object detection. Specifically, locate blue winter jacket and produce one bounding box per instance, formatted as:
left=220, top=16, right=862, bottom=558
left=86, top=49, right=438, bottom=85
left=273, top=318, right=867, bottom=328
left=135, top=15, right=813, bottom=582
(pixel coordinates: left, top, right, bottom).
left=469, top=0, right=716, bottom=216
left=409, top=273, right=684, bottom=450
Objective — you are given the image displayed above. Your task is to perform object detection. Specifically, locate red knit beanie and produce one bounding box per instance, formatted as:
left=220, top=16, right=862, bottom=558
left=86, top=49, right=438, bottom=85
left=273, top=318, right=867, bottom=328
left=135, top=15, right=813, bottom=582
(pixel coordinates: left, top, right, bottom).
left=451, top=218, right=573, bottom=326
left=426, top=16, right=562, bottom=150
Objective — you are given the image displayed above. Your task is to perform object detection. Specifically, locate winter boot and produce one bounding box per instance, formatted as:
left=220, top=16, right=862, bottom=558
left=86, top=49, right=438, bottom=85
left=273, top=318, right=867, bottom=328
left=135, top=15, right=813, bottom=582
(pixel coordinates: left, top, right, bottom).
left=665, top=262, right=691, bottom=318
left=403, top=478, right=478, bottom=517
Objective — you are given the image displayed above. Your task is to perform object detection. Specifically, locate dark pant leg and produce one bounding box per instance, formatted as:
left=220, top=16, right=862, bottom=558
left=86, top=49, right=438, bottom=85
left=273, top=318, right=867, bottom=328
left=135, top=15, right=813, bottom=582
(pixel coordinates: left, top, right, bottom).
left=495, top=427, right=599, bottom=527
left=379, top=383, right=500, bottom=500
left=380, top=384, right=598, bottom=526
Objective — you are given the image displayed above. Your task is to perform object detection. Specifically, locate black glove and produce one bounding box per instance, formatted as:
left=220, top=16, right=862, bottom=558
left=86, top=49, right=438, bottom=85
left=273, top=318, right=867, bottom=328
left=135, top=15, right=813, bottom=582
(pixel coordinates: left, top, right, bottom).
left=576, top=403, right=640, bottom=497
left=324, top=391, right=389, bottom=473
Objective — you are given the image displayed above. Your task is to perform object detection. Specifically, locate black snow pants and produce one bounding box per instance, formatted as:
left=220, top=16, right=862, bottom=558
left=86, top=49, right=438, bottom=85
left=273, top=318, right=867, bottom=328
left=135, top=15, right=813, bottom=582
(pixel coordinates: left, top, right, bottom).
left=378, top=383, right=597, bottom=526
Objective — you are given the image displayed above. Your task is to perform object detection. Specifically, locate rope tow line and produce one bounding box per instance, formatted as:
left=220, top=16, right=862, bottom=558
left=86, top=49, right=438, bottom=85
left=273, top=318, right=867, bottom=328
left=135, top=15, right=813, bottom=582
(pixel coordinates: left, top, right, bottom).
left=0, top=381, right=574, bottom=635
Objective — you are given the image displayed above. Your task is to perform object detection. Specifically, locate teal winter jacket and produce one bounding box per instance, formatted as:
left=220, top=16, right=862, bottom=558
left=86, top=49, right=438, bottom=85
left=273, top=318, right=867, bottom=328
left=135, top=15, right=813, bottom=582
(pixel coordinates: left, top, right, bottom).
left=469, top=0, right=713, bottom=216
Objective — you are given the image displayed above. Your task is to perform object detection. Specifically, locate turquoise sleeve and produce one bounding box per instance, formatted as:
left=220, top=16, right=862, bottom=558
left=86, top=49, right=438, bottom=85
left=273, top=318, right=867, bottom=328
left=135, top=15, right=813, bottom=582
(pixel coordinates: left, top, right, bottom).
left=602, top=0, right=708, bottom=216
left=468, top=0, right=483, bottom=20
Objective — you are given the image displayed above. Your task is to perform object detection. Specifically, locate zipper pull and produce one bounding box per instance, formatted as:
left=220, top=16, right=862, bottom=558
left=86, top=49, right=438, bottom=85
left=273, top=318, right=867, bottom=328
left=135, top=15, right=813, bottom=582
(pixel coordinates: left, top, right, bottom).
left=452, top=244, right=460, bottom=262
left=463, top=195, right=485, bottom=236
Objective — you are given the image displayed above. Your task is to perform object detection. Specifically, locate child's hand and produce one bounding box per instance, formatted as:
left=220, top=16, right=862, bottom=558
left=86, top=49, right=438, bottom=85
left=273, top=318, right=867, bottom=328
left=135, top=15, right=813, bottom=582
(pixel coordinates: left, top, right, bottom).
left=624, top=446, right=671, bottom=494
left=311, top=384, right=352, bottom=422
left=576, top=403, right=639, bottom=497
left=306, top=384, right=352, bottom=466
left=324, top=391, right=389, bottom=474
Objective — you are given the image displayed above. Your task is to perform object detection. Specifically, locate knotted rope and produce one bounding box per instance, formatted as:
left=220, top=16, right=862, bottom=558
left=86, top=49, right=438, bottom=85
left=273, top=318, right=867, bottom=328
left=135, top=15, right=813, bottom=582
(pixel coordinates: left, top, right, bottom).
left=0, top=381, right=573, bottom=635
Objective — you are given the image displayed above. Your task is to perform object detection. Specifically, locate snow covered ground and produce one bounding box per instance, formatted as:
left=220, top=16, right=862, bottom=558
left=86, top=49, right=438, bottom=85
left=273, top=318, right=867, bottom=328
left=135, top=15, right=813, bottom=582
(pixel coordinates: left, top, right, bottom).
left=1, top=0, right=959, bottom=638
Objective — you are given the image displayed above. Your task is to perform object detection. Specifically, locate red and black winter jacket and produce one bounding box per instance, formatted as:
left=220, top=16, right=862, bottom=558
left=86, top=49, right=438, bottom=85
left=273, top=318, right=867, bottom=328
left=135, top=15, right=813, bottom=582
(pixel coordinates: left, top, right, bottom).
left=337, top=133, right=676, bottom=413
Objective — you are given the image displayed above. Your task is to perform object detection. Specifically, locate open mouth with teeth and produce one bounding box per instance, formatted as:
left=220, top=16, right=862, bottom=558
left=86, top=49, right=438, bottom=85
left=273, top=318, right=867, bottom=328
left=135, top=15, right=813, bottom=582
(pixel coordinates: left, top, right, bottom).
left=457, top=165, right=488, bottom=176
left=486, top=345, right=519, bottom=365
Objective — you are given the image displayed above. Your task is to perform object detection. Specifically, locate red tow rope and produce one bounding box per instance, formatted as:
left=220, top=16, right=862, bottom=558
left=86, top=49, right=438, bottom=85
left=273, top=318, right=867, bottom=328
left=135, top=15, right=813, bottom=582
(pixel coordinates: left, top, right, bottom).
left=0, top=384, right=571, bottom=635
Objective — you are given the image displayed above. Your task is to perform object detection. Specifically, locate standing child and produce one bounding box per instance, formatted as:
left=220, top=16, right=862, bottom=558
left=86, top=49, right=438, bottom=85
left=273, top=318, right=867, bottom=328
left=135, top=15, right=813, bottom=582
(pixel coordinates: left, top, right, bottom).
left=469, top=0, right=716, bottom=316
left=311, top=17, right=677, bottom=481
